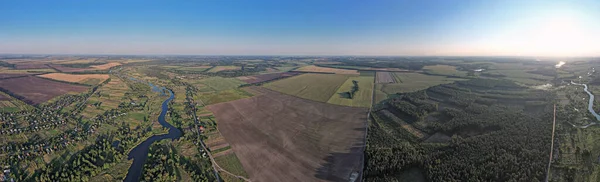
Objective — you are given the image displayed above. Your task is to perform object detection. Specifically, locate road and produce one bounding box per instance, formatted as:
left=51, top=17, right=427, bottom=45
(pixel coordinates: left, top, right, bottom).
left=545, top=104, right=556, bottom=182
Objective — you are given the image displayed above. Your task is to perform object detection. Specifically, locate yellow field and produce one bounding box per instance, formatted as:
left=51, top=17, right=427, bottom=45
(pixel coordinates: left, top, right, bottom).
left=57, top=59, right=99, bottom=64
left=296, top=65, right=359, bottom=75
left=327, top=76, right=374, bottom=107
left=207, top=66, right=241, bottom=73
left=38, top=73, right=109, bottom=85
left=90, top=62, right=122, bottom=70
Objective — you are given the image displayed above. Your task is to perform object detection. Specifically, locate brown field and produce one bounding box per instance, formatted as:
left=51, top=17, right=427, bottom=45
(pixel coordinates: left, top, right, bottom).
left=208, top=66, right=241, bottom=73
left=236, top=72, right=301, bottom=84
left=14, top=63, right=49, bottom=69
left=376, top=71, right=396, bottom=83
left=90, top=62, right=122, bottom=70
left=0, top=76, right=88, bottom=104
left=295, top=65, right=359, bottom=75
left=38, top=73, right=109, bottom=85
left=0, top=73, right=31, bottom=79
left=207, top=87, right=366, bottom=182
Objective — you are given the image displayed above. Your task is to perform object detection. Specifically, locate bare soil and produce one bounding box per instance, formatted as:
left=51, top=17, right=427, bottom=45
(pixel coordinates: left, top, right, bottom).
left=0, top=76, right=88, bottom=104
left=207, top=87, right=367, bottom=182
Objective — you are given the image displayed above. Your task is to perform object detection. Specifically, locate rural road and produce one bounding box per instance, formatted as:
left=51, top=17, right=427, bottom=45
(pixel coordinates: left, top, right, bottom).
left=544, top=104, right=556, bottom=182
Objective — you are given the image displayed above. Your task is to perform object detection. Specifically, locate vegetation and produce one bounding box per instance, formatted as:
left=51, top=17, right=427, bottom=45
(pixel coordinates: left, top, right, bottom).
left=264, top=73, right=350, bottom=102
left=327, top=76, right=374, bottom=107
left=366, top=78, right=554, bottom=181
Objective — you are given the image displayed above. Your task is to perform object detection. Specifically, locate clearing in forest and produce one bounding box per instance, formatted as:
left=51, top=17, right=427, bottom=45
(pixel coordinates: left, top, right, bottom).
left=379, top=73, right=464, bottom=94
left=207, top=87, right=366, bottom=182
left=38, top=73, right=110, bottom=85
left=423, top=64, right=468, bottom=77
left=263, top=73, right=350, bottom=102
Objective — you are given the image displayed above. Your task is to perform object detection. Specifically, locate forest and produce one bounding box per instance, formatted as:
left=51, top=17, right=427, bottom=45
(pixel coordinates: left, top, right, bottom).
left=365, top=78, right=554, bottom=181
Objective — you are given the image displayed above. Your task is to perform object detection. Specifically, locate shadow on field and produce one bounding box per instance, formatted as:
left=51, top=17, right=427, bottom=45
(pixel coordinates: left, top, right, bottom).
left=315, top=146, right=364, bottom=182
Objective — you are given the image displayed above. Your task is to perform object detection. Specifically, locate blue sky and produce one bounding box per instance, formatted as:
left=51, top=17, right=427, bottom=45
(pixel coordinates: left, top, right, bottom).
left=1, top=0, right=599, bottom=56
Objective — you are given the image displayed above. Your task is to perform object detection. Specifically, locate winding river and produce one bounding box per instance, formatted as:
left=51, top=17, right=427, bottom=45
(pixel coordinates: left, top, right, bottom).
left=570, top=81, right=600, bottom=128
left=123, top=85, right=182, bottom=182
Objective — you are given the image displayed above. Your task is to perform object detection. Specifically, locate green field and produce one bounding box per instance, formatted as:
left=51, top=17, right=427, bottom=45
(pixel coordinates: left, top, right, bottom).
left=485, top=69, right=552, bottom=85
left=213, top=153, right=249, bottom=178
left=196, top=89, right=252, bottom=105
left=423, top=64, right=468, bottom=77
left=196, top=77, right=246, bottom=91
left=207, top=66, right=241, bottom=73
left=263, top=73, right=350, bottom=102
left=379, top=73, right=464, bottom=94
left=327, top=76, right=374, bottom=107
left=176, top=66, right=212, bottom=72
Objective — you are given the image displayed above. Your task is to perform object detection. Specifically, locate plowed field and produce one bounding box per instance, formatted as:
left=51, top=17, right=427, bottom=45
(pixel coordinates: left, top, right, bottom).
left=207, top=87, right=366, bottom=181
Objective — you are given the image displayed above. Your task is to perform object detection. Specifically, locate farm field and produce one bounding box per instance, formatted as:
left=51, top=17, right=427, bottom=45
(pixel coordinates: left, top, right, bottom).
left=38, top=73, right=109, bottom=85
left=295, top=65, right=359, bottom=75
left=175, top=66, right=212, bottom=72
left=81, top=76, right=129, bottom=118
left=327, top=76, right=374, bottom=108
left=14, top=63, right=50, bottom=69
left=207, top=87, right=366, bottom=182
left=195, top=77, right=246, bottom=91
left=0, top=73, right=31, bottom=79
left=196, top=89, right=253, bottom=105
left=0, top=76, right=89, bottom=104
left=263, top=73, right=350, bottom=102
left=423, top=64, right=468, bottom=77
left=375, top=71, right=396, bottom=83
left=379, top=72, right=464, bottom=94
left=90, top=62, right=121, bottom=70
left=207, top=66, right=241, bottom=73
left=236, top=72, right=300, bottom=84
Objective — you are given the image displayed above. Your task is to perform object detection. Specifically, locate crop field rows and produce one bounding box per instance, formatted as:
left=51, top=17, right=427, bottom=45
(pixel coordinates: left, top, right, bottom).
left=375, top=71, right=396, bottom=83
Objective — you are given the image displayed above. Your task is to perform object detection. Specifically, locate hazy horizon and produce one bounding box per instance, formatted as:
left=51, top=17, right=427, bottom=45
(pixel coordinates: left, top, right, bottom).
left=2, top=0, right=599, bottom=57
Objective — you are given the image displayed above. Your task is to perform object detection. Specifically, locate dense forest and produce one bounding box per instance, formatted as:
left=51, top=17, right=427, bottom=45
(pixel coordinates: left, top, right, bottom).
left=365, top=78, right=554, bottom=181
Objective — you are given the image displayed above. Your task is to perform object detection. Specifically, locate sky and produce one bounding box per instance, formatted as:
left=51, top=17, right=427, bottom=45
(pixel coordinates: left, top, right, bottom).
left=1, top=0, right=599, bottom=56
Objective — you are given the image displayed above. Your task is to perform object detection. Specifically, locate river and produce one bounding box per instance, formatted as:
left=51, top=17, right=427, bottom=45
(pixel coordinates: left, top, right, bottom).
left=570, top=81, right=600, bottom=128
left=123, top=86, right=182, bottom=182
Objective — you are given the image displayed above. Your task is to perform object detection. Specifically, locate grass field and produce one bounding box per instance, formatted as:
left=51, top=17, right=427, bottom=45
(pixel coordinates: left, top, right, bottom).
left=327, top=76, right=374, bottom=107
left=423, top=64, right=468, bottom=77
left=263, top=73, right=350, bottom=102
left=196, top=77, right=246, bottom=91
left=214, top=153, right=249, bottom=178
left=176, top=66, right=212, bottom=72
left=295, top=65, right=359, bottom=75
left=38, top=73, right=109, bottom=85
left=485, top=69, right=552, bottom=85
left=207, top=66, right=241, bottom=73
left=196, top=89, right=253, bottom=105
left=379, top=73, right=464, bottom=94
